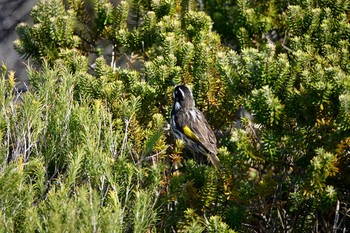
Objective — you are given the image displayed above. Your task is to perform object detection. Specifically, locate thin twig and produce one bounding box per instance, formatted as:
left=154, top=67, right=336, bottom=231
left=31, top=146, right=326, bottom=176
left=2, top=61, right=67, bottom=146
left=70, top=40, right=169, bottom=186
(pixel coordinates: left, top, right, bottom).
left=333, top=199, right=340, bottom=233
left=120, top=118, right=130, bottom=159
left=282, top=30, right=293, bottom=52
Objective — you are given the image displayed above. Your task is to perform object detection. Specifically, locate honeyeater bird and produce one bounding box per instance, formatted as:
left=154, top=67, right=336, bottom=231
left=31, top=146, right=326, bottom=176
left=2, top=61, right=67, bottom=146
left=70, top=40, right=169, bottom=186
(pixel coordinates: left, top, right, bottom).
left=170, top=85, right=219, bottom=169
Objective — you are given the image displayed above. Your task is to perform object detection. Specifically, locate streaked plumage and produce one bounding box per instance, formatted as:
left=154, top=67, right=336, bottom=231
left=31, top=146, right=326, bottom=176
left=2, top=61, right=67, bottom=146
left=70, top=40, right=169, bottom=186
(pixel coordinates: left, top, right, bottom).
left=170, top=85, right=219, bottom=169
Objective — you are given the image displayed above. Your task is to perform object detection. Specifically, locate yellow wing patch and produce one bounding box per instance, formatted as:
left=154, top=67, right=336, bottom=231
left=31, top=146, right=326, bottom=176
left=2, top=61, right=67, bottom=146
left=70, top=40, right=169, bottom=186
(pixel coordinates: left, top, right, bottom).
left=183, top=125, right=200, bottom=142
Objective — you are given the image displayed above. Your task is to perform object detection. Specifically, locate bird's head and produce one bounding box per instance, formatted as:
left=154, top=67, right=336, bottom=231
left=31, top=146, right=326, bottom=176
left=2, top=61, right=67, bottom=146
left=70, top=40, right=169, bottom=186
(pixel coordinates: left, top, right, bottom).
left=173, top=85, right=195, bottom=109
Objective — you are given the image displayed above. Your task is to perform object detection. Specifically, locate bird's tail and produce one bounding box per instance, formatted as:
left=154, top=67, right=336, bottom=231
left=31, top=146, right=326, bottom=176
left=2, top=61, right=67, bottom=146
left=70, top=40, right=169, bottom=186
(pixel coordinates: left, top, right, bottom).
left=208, top=153, right=220, bottom=170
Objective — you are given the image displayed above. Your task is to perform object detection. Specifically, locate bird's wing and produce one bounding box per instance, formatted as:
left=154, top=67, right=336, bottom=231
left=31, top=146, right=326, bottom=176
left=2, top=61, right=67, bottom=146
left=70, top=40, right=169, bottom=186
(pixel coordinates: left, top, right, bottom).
left=175, top=108, right=217, bottom=155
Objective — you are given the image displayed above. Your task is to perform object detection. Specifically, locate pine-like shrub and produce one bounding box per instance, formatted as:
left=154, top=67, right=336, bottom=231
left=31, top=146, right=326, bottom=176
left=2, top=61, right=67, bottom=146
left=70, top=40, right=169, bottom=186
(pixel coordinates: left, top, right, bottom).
left=0, top=0, right=349, bottom=232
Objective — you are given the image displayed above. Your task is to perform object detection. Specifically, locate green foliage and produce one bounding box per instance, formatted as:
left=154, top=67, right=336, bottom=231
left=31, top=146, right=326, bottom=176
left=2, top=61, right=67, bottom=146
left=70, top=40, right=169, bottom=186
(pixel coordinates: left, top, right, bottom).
left=0, top=63, right=164, bottom=232
left=204, top=0, right=288, bottom=50
left=14, top=0, right=79, bottom=61
left=2, top=0, right=350, bottom=232
left=179, top=208, right=235, bottom=233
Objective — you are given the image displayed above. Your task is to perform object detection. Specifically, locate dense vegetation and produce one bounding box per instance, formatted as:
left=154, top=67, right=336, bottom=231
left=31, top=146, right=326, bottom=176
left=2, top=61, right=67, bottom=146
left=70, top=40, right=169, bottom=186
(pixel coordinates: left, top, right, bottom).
left=1, top=0, right=350, bottom=232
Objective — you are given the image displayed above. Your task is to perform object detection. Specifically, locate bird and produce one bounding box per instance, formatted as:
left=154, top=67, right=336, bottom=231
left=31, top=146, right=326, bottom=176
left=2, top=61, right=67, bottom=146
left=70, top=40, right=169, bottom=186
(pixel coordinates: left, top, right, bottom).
left=170, top=84, right=219, bottom=169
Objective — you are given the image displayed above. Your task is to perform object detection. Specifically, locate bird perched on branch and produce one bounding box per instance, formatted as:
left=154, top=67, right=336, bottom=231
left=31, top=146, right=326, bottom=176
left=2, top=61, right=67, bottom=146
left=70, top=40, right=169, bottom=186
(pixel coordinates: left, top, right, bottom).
left=170, top=85, right=219, bottom=169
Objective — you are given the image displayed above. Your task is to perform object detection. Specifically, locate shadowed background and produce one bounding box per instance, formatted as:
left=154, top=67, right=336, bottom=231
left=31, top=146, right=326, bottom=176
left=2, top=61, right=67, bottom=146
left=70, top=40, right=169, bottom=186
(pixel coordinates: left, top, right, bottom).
left=0, top=0, right=38, bottom=88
